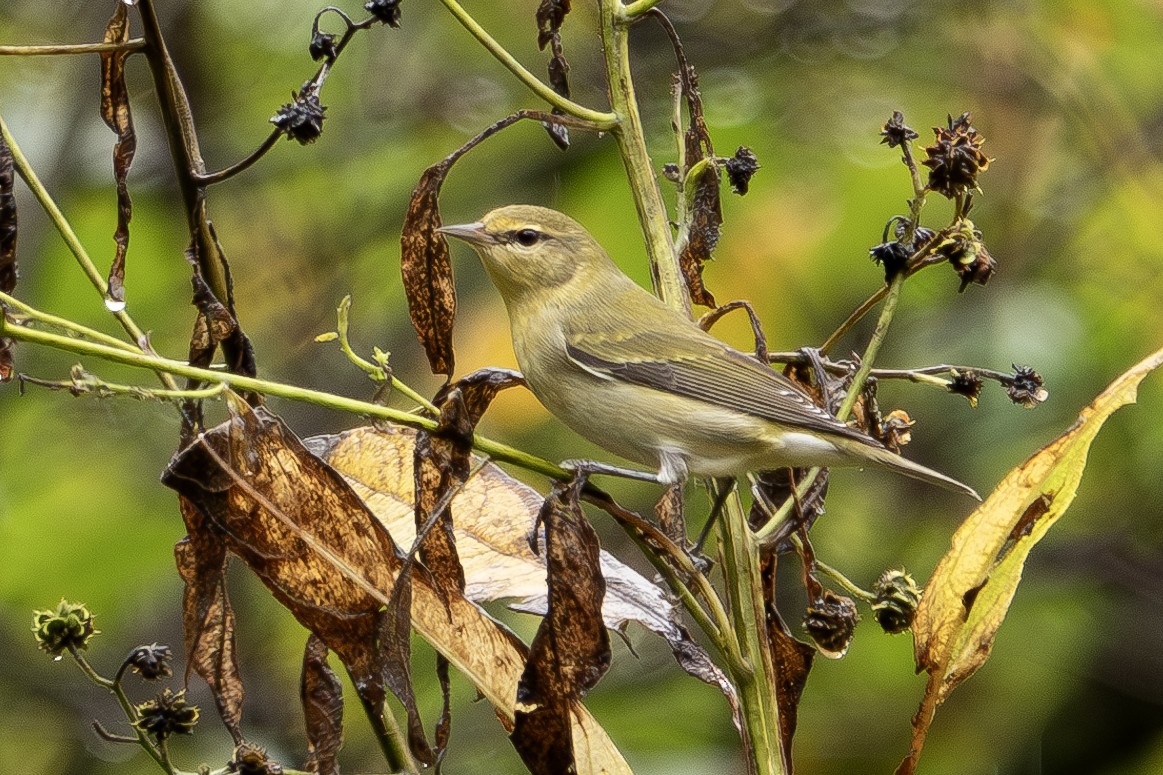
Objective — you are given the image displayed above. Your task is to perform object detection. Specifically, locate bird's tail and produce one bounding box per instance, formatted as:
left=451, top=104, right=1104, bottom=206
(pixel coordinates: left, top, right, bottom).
left=842, top=441, right=981, bottom=501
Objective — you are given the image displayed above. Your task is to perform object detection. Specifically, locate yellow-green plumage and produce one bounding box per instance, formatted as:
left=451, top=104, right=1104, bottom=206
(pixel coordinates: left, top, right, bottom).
left=440, top=205, right=979, bottom=500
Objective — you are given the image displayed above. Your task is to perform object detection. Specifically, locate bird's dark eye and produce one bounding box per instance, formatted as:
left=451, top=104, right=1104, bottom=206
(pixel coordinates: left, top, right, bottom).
left=513, top=228, right=541, bottom=247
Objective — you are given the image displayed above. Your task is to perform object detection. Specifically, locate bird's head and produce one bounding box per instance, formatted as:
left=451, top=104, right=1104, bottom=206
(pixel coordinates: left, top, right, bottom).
left=439, top=205, right=607, bottom=302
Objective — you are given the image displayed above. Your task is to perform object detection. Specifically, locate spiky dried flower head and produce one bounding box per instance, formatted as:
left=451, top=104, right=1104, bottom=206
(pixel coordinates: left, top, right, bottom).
left=32, top=600, right=98, bottom=656
left=921, top=112, right=992, bottom=198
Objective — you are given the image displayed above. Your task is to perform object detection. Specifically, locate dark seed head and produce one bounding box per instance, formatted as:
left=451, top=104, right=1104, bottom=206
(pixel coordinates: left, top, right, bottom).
left=725, top=146, right=761, bottom=195
left=271, top=91, right=327, bottom=145
left=880, top=110, right=918, bottom=149
left=804, top=590, right=859, bottom=659
left=872, top=569, right=921, bottom=635
left=365, top=0, right=402, bottom=27
left=1007, top=365, right=1048, bottom=409
left=32, top=600, right=98, bottom=656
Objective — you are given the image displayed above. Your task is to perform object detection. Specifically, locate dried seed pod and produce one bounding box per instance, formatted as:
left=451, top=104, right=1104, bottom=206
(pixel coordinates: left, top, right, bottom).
left=271, top=91, right=327, bottom=144
left=1007, top=365, right=1048, bottom=408
left=921, top=112, right=992, bottom=198
left=880, top=409, right=915, bottom=453
left=725, top=146, right=760, bottom=195
left=133, top=689, right=200, bottom=742
left=879, top=110, right=918, bottom=148
left=32, top=600, right=98, bottom=656
left=126, top=643, right=173, bottom=681
left=365, top=0, right=402, bottom=27
left=871, top=569, right=921, bottom=635
left=804, top=590, right=859, bottom=659
left=948, top=369, right=984, bottom=407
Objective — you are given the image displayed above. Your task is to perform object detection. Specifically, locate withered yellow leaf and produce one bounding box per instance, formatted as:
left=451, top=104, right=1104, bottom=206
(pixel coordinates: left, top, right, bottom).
left=899, top=346, right=1163, bottom=775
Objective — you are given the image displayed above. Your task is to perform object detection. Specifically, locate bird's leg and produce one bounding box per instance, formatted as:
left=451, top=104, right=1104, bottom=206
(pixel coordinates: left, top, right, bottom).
left=799, top=346, right=838, bottom=411
left=692, top=477, right=735, bottom=557
left=558, top=458, right=664, bottom=483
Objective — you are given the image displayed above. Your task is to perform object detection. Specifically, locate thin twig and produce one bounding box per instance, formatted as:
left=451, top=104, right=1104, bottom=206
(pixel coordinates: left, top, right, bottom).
left=0, top=40, right=145, bottom=56
left=436, top=0, right=618, bottom=128
left=0, top=313, right=567, bottom=481
left=193, top=130, right=279, bottom=186
left=0, top=116, right=178, bottom=390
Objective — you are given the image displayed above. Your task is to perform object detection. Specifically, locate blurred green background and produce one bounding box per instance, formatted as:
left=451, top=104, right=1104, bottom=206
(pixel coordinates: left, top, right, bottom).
left=2, top=1, right=1162, bottom=773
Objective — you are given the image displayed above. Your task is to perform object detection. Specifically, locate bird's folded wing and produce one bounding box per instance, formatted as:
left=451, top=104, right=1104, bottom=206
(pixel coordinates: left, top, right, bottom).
left=565, top=331, right=877, bottom=446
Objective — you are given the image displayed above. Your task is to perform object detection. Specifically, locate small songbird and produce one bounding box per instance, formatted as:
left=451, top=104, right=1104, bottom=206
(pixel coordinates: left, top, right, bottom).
left=440, top=205, right=979, bottom=500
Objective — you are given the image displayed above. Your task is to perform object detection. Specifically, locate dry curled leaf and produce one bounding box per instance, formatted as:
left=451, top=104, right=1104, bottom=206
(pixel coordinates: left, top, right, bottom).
left=315, top=424, right=739, bottom=737
left=513, top=481, right=610, bottom=775
left=899, top=346, right=1163, bottom=775
left=175, top=498, right=244, bottom=744
left=311, top=425, right=720, bottom=667
left=163, top=405, right=632, bottom=774
left=535, top=0, right=571, bottom=49
left=677, top=159, right=722, bottom=308
left=301, top=635, right=344, bottom=775
left=654, top=484, right=686, bottom=547
left=0, top=127, right=15, bottom=295
left=539, top=1, right=572, bottom=151
left=759, top=548, right=813, bottom=774
left=401, top=162, right=456, bottom=377
left=99, top=2, right=136, bottom=309
left=0, top=128, right=16, bottom=382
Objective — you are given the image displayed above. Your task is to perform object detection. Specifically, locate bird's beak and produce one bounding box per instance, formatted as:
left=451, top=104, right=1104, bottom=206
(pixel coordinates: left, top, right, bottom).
left=437, top=222, right=497, bottom=246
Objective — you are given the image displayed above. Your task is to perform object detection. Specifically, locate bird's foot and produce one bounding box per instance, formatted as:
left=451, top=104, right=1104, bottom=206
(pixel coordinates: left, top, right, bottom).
left=559, top=459, right=664, bottom=484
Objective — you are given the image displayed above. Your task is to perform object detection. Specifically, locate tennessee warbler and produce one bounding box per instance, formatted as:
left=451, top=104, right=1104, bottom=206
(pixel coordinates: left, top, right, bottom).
left=440, top=205, right=978, bottom=500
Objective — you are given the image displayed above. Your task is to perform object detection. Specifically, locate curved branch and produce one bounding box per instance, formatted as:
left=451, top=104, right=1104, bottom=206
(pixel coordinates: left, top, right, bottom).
left=436, top=0, right=618, bottom=128
left=0, top=40, right=145, bottom=56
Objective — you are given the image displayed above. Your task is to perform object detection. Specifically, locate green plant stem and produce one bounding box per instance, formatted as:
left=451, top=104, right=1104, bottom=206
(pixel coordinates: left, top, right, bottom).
left=436, top=0, right=617, bottom=128
left=789, top=535, right=876, bottom=602
left=136, top=0, right=237, bottom=319
left=23, top=370, right=227, bottom=403
left=621, top=0, right=669, bottom=18
left=756, top=272, right=907, bottom=544
left=69, top=648, right=173, bottom=774
left=836, top=271, right=905, bottom=420
left=0, top=317, right=567, bottom=481
left=0, top=291, right=145, bottom=354
left=330, top=296, right=438, bottom=414
left=717, top=491, right=784, bottom=775
left=593, top=496, right=749, bottom=676
left=0, top=40, right=146, bottom=55
left=0, top=116, right=178, bottom=390
left=358, top=693, right=419, bottom=775
left=598, top=0, right=689, bottom=313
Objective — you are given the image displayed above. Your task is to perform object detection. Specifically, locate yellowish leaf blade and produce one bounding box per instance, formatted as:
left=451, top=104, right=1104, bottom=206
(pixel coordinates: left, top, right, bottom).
left=898, top=346, right=1163, bottom=775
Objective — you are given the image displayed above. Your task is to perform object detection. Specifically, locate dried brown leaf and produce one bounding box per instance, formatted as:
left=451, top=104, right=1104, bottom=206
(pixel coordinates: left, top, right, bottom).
left=320, top=425, right=737, bottom=725
left=535, top=0, right=571, bottom=49
left=0, top=129, right=16, bottom=382
left=513, top=481, right=610, bottom=775
left=681, top=63, right=712, bottom=167
left=164, top=406, right=631, bottom=774
left=678, top=160, right=722, bottom=308
left=380, top=561, right=436, bottom=765
left=654, top=484, right=686, bottom=547
left=542, top=35, right=572, bottom=150
left=313, top=425, right=701, bottom=649
left=759, top=548, right=813, bottom=773
left=301, top=635, right=344, bottom=775
left=175, top=498, right=244, bottom=743
left=899, top=346, right=1163, bottom=775
left=100, top=2, right=136, bottom=308
left=0, top=128, right=15, bottom=295
left=401, top=163, right=456, bottom=377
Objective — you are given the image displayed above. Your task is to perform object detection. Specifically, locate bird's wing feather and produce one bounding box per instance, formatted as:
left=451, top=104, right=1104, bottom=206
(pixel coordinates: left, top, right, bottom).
left=565, top=327, right=878, bottom=446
